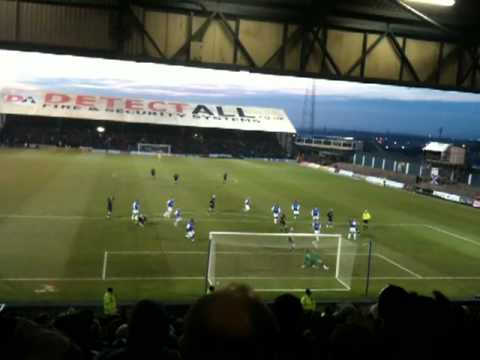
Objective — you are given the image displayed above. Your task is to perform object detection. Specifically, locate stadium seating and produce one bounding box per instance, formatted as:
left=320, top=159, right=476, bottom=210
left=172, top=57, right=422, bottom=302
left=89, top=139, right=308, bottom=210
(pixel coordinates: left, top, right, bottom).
left=0, top=115, right=286, bottom=159
left=1, top=283, right=477, bottom=360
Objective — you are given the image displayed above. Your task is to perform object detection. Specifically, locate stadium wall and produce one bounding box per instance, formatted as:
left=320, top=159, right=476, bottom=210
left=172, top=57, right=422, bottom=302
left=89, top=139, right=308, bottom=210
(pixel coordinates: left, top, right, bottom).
left=353, top=152, right=480, bottom=189
left=300, top=161, right=479, bottom=209
left=11, top=143, right=293, bottom=163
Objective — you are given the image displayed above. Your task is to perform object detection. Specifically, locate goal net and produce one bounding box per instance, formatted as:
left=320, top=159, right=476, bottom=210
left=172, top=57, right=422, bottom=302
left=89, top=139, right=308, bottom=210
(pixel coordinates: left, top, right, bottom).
left=206, top=232, right=358, bottom=293
left=137, top=143, right=171, bottom=154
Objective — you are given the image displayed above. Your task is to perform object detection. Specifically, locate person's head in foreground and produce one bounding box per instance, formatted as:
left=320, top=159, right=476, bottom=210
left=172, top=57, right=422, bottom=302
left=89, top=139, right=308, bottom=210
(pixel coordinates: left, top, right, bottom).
left=181, top=283, right=278, bottom=360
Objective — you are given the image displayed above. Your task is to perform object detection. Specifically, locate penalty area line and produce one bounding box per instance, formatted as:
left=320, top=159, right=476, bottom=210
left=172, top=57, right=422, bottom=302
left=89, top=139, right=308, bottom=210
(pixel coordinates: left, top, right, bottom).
left=4, top=275, right=480, bottom=281
left=375, top=253, right=422, bottom=279
left=106, top=250, right=366, bottom=256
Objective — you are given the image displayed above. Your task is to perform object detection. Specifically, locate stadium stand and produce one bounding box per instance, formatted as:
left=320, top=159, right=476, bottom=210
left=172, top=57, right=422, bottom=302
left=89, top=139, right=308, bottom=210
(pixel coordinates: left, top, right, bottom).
left=0, top=115, right=287, bottom=159
left=1, top=283, right=478, bottom=360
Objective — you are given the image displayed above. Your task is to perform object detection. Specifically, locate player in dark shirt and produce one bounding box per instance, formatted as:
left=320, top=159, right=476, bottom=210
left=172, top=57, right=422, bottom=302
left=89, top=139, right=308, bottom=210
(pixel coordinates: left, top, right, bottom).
left=107, top=196, right=114, bottom=219
left=279, top=214, right=294, bottom=250
left=151, top=168, right=156, bottom=178
left=279, top=213, right=287, bottom=231
left=138, top=214, right=147, bottom=227
left=223, top=172, right=228, bottom=184
left=327, top=209, right=334, bottom=228
left=208, top=195, right=216, bottom=212
left=173, top=173, right=179, bottom=184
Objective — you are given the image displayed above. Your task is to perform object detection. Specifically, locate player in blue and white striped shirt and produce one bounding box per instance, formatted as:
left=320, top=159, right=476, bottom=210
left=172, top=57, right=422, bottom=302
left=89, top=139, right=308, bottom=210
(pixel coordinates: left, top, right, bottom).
left=174, top=209, right=182, bottom=227
left=271, top=204, right=281, bottom=224
left=311, top=207, right=320, bottom=222
left=291, top=200, right=301, bottom=219
left=312, top=220, right=322, bottom=248
left=348, top=219, right=358, bottom=241
left=244, top=197, right=251, bottom=212
left=185, top=218, right=195, bottom=242
left=131, top=200, right=140, bottom=222
left=163, top=198, right=175, bottom=218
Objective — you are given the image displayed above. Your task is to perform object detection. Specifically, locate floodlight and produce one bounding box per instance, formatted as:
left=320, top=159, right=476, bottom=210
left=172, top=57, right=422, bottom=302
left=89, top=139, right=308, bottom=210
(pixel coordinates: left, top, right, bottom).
left=96, top=126, right=105, bottom=133
left=404, top=0, right=455, bottom=6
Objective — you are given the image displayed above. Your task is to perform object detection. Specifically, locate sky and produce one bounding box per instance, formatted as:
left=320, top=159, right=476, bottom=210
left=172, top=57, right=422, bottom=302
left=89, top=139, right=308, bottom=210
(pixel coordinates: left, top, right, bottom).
left=0, top=49, right=479, bottom=139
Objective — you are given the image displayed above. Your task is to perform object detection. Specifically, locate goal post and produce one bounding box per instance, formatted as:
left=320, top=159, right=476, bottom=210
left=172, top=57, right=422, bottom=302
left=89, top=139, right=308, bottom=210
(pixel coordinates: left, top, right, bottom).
left=206, top=235, right=216, bottom=292
left=205, top=231, right=359, bottom=293
left=137, top=143, right=171, bottom=155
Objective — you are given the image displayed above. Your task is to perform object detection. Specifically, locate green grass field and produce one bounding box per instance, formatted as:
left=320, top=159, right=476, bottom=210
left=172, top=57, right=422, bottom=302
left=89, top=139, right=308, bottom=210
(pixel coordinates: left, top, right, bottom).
left=1, top=148, right=480, bottom=304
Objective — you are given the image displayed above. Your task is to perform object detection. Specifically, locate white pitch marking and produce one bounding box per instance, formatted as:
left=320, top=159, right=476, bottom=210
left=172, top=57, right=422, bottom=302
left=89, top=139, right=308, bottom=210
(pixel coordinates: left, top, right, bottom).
left=3, top=275, right=480, bottom=281
left=255, top=288, right=350, bottom=292
left=214, top=276, right=338, bottom=280
left=336, top=277, right=351, bottom=290
left=0, top=213, right=429, bottom=228
left=109, top=251, right=207, bottom=255
left=375, top=253, right=422, bottom=279
left=102, top=251, right=108, bottom=280
left=423, top=225, right=480, bottom=248
left=106, top=276, right=204, bottom=280
left=107, top=250, right=365, bottom=256
left=210, top=231, right=343, bottom=237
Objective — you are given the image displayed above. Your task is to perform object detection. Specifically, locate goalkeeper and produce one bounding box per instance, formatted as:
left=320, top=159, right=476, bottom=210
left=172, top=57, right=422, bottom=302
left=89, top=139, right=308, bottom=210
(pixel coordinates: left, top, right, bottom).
left=302, top=249, right=329, bottom=270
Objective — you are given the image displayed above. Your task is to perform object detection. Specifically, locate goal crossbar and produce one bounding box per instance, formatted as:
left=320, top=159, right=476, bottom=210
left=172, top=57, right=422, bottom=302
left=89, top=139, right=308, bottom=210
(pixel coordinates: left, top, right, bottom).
left=137, top=143, right=171, bottom=154
left=209, top=232, right=343, bottom=239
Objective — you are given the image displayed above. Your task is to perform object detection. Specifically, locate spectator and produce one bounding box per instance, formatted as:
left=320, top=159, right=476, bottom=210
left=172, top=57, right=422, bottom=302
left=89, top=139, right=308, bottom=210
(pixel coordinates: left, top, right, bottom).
left=0, top=315, right=83, bottom=360
left=301, top=288, right=316, bottom=312
left=181, top=283, right=278, bottom=360
left=53, top=309, right=100, bottom=359
left=272, top=293, right=311, bottom=360
left=98, top=299, right=179, bottom=360
left=329, top=323, right=376, bottom=360
left=272, top=294, right=304, bottom=334
left=112, top=324, right=128, bottom=348
left=103, top=288, right=118, bottom=316
left=127, top=300, right=178, bottom=355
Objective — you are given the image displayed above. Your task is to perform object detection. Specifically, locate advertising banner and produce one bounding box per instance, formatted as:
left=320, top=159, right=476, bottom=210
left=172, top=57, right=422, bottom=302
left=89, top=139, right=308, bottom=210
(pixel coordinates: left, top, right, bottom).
left=432, top=191, right=461, bottom=203
left=366, top=176, right=385, bottom=186
left=0, top=90, right=296, bottom=134
left=384, top=180, right=405, bottom=189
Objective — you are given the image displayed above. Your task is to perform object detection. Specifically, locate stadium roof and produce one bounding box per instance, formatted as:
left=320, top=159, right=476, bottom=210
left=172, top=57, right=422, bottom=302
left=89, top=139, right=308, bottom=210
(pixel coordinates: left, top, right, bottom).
left=0, top=50, right=297, bottom=134
left=423, top=141, right=451, bottom=152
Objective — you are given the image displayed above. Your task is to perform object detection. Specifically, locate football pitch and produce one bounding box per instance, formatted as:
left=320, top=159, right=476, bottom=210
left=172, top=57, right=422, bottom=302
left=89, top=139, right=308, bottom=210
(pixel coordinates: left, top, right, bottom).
left=1, top=148, right=480, bottom=304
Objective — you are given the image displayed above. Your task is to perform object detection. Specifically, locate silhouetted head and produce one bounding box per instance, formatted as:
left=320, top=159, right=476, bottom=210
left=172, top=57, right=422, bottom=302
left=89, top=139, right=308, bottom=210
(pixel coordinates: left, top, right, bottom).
left=181, top=283, right=278, bottom=360
left=272, top=293, right=303, bottom=335
left=378, top=284, right=410, bottom=322
left=128, top=300, right=171, bottom=355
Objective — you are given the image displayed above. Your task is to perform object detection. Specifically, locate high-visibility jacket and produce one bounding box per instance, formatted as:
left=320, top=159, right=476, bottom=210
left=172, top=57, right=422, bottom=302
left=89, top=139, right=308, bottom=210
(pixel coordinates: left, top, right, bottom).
left=301, top=294, right=316, bottom=312
left=103, top=292, right=118, bottom=315
left=362, top=211, right=372, bottom=221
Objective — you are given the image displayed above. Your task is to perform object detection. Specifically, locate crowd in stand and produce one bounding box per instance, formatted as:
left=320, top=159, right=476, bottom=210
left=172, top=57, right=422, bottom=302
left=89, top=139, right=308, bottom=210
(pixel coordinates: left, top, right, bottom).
left=1, top=283, right=478, bottom=360
left=0, top=116, right=286, bottom=158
